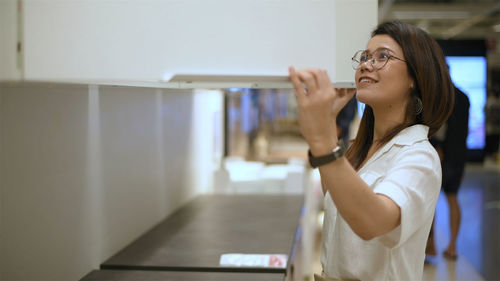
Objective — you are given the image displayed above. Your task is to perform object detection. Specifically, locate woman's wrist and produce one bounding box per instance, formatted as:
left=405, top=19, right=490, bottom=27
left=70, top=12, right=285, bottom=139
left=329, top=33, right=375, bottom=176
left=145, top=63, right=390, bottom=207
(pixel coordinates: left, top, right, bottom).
left=308, top=138, right=338, bottom=156
left=307, top=122, right=339, bottom=156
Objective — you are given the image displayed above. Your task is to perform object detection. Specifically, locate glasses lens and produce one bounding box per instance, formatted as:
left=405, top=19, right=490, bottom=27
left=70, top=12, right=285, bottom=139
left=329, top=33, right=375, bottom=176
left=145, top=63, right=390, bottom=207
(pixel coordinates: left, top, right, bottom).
left=352, top=49, right=393, bottom=70
left=351, top=50, right=364, bottom=70
left=372, top=50, right=390, bottom=70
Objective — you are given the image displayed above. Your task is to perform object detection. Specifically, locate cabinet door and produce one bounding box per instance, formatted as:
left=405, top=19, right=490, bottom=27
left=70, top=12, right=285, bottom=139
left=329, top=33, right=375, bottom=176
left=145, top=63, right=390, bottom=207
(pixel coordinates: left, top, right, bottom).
left=22, top=0, right=376, bottom=86
left=0, top=0, right=21, bottom=81
left=335, top=0, right=378, bottom=85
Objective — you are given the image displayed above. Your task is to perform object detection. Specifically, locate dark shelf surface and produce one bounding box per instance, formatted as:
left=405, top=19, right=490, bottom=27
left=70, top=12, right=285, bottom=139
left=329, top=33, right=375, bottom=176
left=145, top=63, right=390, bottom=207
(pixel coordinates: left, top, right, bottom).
left=101, top=194, right=303, bottom=274
left=81, top=269, right=285, bottom=281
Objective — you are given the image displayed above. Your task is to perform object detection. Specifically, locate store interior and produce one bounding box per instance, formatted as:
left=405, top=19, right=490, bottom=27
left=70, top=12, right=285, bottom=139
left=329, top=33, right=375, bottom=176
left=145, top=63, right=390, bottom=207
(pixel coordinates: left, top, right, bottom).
left=1, top=0, right=499, bottom=280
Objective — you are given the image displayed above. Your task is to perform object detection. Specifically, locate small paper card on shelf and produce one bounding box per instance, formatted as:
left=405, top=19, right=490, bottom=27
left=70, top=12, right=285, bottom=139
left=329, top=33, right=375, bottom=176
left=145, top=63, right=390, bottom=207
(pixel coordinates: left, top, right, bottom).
left=219, top=253, right=287, bottom=268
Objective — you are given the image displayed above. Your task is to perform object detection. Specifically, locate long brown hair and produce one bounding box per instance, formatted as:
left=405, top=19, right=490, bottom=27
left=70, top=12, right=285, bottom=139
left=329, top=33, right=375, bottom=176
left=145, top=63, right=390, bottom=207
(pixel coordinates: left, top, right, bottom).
left=346, top=21, right=454, bottom=169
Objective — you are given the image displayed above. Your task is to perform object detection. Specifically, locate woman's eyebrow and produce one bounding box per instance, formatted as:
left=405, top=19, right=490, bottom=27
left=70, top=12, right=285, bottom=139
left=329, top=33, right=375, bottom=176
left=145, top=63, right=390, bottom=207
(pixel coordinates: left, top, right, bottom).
left=374, top=47, right=395, bottom=53
left=364, top=47, right=395, bottom=54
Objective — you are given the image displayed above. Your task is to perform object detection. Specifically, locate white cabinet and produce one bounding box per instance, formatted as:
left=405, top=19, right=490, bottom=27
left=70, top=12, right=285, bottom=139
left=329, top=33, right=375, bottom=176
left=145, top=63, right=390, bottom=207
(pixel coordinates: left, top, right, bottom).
left=1, top=0, right=376, bottom=87
left=0, top=0, right=21, bottom=81
left=334, top=0, right=378, bottom=85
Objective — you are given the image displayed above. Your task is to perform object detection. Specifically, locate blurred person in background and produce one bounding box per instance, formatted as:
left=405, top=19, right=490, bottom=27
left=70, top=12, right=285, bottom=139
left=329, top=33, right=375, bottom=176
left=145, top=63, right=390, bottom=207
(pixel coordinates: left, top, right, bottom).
left=426, top=86, right=470, bottom=260
left=484, top=89, right=500, bottom=166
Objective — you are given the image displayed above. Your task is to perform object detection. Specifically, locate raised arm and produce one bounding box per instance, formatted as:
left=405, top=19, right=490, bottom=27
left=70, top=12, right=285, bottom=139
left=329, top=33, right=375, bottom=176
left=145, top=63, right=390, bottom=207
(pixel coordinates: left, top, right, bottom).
left=289, top=67, right=401, bottom=240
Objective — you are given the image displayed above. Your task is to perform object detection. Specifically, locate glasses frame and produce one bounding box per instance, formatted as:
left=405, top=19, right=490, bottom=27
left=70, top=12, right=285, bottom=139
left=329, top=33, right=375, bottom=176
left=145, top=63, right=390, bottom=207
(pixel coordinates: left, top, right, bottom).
left=351, top=48, right=406, bottom=70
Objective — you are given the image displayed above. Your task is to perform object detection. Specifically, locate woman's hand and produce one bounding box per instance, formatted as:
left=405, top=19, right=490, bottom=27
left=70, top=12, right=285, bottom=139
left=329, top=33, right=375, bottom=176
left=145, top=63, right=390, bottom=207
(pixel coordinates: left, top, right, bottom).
left=289, top=67, right=355, bottom=155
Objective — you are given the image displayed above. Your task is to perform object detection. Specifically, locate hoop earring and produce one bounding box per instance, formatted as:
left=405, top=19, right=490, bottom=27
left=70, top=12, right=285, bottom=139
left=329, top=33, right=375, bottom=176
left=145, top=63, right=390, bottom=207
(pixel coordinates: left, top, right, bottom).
left=415, top=97, right=423, bottom=115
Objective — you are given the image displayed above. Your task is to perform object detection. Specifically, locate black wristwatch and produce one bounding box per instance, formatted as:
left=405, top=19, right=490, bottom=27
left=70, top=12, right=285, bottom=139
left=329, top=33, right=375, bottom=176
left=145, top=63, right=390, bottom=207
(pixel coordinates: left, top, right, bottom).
left=308, top=139, right=346, bottom=168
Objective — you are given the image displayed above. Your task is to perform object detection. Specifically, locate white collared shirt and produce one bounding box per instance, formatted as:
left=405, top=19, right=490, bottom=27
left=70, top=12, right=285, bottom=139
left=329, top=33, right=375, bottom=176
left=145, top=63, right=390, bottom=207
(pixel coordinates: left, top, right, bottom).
left=321, top=124, right=441, bottom=281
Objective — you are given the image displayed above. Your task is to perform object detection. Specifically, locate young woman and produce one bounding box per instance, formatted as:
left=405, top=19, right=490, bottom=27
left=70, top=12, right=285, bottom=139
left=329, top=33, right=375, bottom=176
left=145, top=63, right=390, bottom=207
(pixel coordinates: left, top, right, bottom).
left=289, top=21, right=454, bottom=281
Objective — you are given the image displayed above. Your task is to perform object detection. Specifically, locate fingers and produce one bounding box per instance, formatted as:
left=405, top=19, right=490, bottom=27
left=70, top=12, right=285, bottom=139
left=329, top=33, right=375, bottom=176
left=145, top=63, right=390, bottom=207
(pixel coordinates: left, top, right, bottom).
left=289, top=67, right=332, bottom=94
left=332, top=88, right=356, bottom=117
left=335, top=88, right=356, bottom=99
left=297, top=70, right=317, bottom=94
left=336, top=88, right=345, bottom=97
left=289, top=67, right=340, bottom=108
left=289, top=67, right=306, bottom=101
left=347, top=88, right=356, bottom=99
left=315, top=69, right=332, bottom=89
left=344, top=88, right=356, bottom=99
left=298, top=68, right=333, bottom=93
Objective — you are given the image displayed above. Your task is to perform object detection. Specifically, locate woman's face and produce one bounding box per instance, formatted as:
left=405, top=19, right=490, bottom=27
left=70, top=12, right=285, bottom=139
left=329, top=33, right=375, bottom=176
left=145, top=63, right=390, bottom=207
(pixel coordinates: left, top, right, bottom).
left=355, top=35, right=414, bottom=111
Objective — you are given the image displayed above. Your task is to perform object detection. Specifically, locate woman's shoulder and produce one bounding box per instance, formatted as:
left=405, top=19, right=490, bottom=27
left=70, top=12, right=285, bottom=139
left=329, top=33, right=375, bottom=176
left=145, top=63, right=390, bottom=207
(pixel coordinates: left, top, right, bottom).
left=364, top=134, right=440, bottom=178
left=394, top=137, right=441, bottom=168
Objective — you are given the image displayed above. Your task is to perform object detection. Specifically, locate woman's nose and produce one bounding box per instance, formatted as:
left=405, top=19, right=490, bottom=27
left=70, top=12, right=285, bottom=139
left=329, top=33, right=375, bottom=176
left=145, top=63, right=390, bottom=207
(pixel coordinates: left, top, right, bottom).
left=359, top=59, right=374, bottom=72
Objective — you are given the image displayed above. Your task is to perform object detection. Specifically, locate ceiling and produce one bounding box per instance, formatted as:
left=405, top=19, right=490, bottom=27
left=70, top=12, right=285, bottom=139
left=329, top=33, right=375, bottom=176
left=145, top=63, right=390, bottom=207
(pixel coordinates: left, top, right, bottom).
left=379, top=0, right=500, bottom=40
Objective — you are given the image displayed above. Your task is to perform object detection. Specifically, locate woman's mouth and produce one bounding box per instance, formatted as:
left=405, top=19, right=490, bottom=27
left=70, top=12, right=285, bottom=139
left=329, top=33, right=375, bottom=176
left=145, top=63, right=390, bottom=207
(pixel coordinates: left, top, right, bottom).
left=358, top=77, right=377, bottom=85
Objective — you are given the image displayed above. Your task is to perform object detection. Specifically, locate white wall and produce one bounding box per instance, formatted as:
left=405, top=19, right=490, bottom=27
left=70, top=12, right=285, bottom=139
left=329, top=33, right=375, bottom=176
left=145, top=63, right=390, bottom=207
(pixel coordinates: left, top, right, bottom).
left=0, top=83, right=222, bottom=280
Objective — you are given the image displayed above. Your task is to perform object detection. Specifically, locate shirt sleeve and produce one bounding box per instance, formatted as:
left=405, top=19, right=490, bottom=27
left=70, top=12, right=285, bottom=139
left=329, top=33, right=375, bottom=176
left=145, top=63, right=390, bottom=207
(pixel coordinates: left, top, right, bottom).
left=373, top=142, right=441, bottom=248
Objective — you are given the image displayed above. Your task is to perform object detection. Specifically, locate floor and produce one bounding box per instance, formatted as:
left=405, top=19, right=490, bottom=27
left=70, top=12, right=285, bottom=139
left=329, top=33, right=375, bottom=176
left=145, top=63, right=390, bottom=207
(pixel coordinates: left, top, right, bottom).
left=310, top=162, right=500, bottom=281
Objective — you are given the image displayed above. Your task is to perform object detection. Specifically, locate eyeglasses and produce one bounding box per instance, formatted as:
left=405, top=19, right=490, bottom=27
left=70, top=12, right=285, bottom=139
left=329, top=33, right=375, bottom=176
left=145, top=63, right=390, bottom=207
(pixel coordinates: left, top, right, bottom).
left=351, top=48, right=406, bottom=70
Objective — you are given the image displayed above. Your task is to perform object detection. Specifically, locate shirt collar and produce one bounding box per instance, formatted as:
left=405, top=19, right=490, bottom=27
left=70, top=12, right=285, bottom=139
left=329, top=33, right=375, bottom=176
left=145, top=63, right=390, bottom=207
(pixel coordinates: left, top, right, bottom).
left=359, top=125, right=430, bottom=173
left=390, top=124, right=429, bottom=146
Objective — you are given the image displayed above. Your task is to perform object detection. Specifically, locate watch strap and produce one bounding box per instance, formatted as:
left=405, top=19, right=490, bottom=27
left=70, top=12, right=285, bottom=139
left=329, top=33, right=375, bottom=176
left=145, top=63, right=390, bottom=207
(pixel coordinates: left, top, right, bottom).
left=308, top=139, right=346, bottom=168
